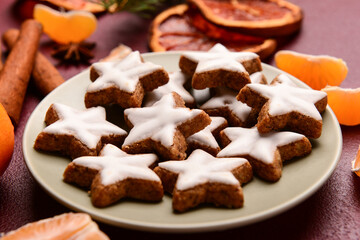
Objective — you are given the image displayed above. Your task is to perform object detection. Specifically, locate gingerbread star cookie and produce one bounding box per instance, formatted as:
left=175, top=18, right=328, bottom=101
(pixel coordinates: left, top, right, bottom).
left=186, top=116, right=228, bottom=156
left=64, top=144, right=163, bottom=207
left=237, top=81, right=328, bottom=138
left=218, top=127, right=312, bottom=181
left=201, top=87, right=258, bottom=127
left=122, top=92, right=211, bottom=160
left=154, top=149, right=253, bottom=212
left=179, top=43, right=261, bottom=90
left=85, top=51, right=169, bottom=109
left=143, top=71, right=195, bottom=107
left=34, top=103, right=127, bottom=159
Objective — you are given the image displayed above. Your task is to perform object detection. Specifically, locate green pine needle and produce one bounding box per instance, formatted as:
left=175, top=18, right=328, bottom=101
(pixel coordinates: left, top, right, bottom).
left=95, top=0, right=184, bottom=17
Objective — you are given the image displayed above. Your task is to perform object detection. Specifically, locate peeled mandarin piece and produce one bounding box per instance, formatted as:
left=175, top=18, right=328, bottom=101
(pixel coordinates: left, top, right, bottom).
left=322, top=86, right=360, bottom=126
left=33, top=4, right=97, bottom=44
left=275, top=50, right=348, bottom=90
left=352, top=146, right=360, bottom=177
left=149, top=4, right=276, bottom=60
left=2, top=212, right=109, bottom=240
left=0, top=103, right=14, bottom=176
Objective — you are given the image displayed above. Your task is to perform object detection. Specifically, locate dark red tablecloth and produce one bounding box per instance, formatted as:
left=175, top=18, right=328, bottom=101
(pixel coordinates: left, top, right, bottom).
left=1, top=0, right=360, bottom=239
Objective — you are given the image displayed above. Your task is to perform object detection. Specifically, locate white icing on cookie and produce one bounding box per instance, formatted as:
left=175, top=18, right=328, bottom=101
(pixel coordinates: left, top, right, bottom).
left=72, top=144, right=160, bottom=185
left=158, top=149, right=248, bottom=190
left=250, top=72, right=267, bottom=84
left=43, top=103, right=127, bottom=149
left=144, top=71, right=194, bottom=107
left=87, top=51, right=164, bottom=93
left=187, top=116, right=227, bottom=148
left=217, top=127, right=306, bottom=164
left=182, top=43, right=258, bottom=74
left=201, top=87, right=252, bottom=122
left=271, top=73, right=297, bottom=87
left=124, top=93, right=204, bottom=147
left=245, top=83, right=327, bottom=120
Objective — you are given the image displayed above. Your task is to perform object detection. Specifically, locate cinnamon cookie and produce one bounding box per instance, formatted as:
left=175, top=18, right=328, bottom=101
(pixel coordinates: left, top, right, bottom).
left=122, top=92, right=211, bottom=160
left=34, top=103, right=127, bottom=159
left=85, top=51, right=169, bottom=109
left=154, top=149, right=253, bottom=212
left=218, top=127, right=312, bottom=181
left=179, top=43, right=261, bottom=90
left=64, top=144, right=163, bottom=207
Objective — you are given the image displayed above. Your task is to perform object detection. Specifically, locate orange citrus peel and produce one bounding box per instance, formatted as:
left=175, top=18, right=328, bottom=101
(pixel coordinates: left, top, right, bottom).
left=33, top=4, right=97, bottom=44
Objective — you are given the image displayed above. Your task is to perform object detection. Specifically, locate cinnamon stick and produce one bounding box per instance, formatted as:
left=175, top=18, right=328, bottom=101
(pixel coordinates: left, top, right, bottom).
left=2, top=29, right=65, bottom=97
left=0, top=20, right=42, bottom=126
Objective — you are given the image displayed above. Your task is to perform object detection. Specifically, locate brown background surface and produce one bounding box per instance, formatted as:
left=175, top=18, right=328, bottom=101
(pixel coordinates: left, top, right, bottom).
left=1, top=0, right=360, bottom=239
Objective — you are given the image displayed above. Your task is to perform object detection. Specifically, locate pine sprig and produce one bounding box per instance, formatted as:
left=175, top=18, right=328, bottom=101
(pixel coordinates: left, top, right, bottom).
left=96, top=0, right=184, bottom=17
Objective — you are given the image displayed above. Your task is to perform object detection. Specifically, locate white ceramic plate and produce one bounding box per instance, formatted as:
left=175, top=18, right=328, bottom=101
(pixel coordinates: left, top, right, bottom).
left=23, top=52, right=342, bottom=233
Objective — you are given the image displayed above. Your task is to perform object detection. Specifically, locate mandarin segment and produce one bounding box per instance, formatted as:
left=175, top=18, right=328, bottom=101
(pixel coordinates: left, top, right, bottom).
left=322, top=86, right=360, bottom=126
left=275, top=50, right=348, bottom=90
left=33, top=4, right=97, bottom=44
left=2, top=212, right=109, bottom=240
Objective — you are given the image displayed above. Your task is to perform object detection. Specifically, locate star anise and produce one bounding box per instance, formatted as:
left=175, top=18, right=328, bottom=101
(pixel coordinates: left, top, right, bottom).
left=51, top=41, right=96, bottom=63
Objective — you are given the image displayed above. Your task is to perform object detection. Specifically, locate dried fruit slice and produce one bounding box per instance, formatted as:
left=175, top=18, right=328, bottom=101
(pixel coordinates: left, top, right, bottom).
left=322, top=86, right=360, bottom=126
left=33, top=4, right=97, bottom=44
left=2, top=212, right=109, bottom=239
left=352, top=146, right=360, bottom=177
left=149, top=4, right=276, bottom=60
left=42, top=0, right=105, bottom=13
left=188, top=0, right=303, bottom=37
left=275, top=50, right=348, bottom=90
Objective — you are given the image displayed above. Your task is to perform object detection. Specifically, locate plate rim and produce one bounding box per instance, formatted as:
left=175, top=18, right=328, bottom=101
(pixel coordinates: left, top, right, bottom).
left=22, top=51, right=343, bottom=233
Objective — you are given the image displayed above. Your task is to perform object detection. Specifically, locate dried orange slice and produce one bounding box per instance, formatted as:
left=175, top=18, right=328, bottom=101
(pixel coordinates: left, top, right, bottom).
left=2, top=212, right=109, bottom=239
left=352, top=146, right=360, bottom=177
left=275, top=50, right=348, bottom=90
left=41, top=0, right=105, bottom=13
left=0, top=103, right=14, bottom=176
left=188, top=0, right=303, bottom=37
left=149, top=4, right=276, bottom=60
left=33, top=4, right=97, bottom=44
left=322, top=86, right=360, bottom=126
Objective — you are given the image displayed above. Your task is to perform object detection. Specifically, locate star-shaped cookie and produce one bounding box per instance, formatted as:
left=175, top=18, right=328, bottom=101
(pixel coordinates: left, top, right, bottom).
left=34, top=103, right=127, bottom=159
left=187, top=116, right=228, bottom=156
left=237, top=82, right=328, bottom=138
left=122, top=92, right=211, bottom=160
left=179, top=43, right=261, bottom=90
left=154, top=149, right=253, bottom=212
left=143, top=71, right=195, bottom=107
left=63, top=144, right=163, bottom=207
left=201, top=87, right=257, bottom=127
left=85, top=51, right=169, bottom=108
left=218, top=127, right=312, bottom=181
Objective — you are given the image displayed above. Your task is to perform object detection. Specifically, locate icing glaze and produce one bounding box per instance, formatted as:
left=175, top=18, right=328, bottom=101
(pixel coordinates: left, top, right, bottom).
left=87, top=51, right=163, bottom=93
left=43, top=103, right=127, bottom=149
left=158, top=149, right=248, bottom=190
left=144, top=71, right=194, bottom=107
left=124, top=93, right=203, bottom=147
left=201, top=87, right=252, bottom=122
left=182, top=43, right=258, bottom=74
left=72, top=144, right=160, bottom=185
left=245, top=83, right=327, bottom=120
left=250, top=72, right=267, bottom=84
left=187, top=116, right=227, bottom=148
left=217, top=127, right=306, bottom=164
left=272, top=73, right=297, bottom=87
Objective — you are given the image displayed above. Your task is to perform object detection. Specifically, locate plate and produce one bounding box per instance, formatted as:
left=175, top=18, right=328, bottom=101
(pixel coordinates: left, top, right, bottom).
left=23, top=52, right=342, bottom=233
